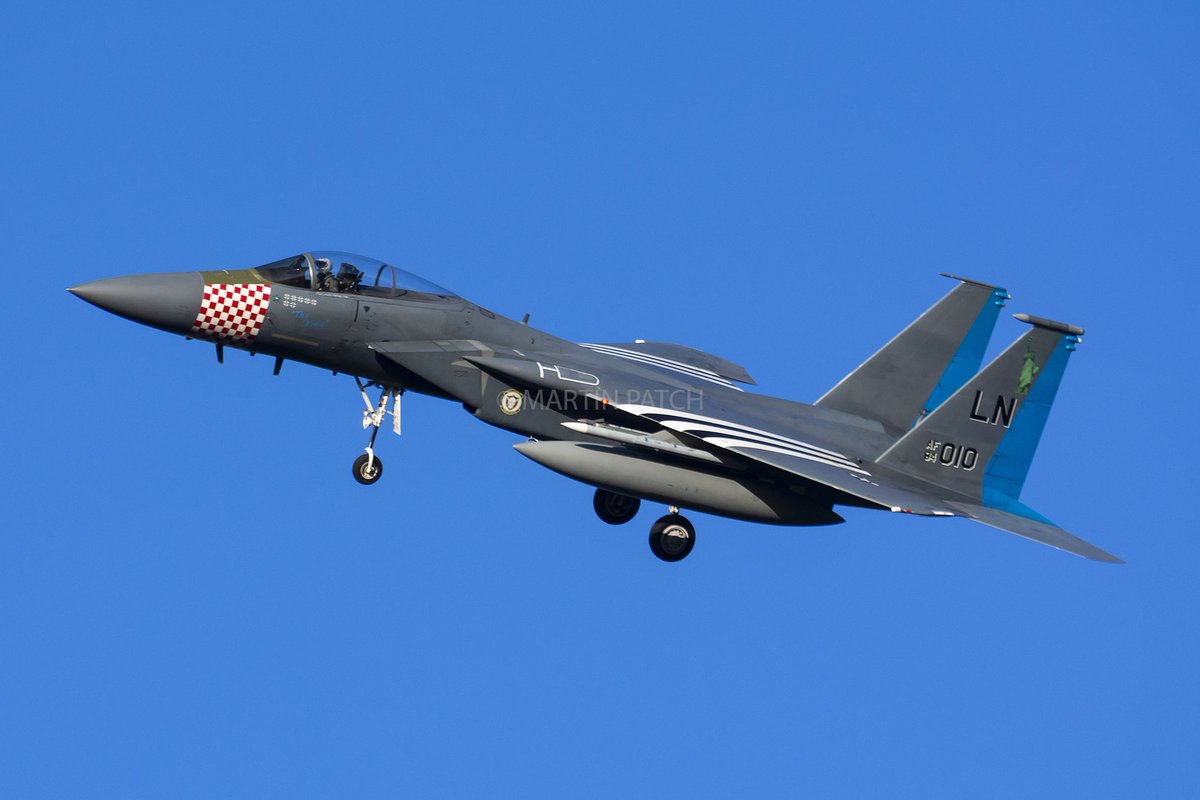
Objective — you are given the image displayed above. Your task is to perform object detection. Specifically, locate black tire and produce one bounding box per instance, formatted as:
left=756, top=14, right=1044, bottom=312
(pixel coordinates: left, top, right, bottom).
left=352, top=453, right=383, bottom=485
left=648, top=514, right=695, bottom=562
left=593, top=489, right=641, bottom=525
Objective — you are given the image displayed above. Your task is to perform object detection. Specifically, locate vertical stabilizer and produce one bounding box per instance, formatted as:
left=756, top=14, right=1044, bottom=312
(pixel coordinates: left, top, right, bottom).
left=875, top=314, right=1084, bottom=504
left=815, top=275, right=1009, bottom=435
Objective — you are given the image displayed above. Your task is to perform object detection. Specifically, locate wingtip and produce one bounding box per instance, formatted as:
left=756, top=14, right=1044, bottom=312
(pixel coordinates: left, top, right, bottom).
left=1061, top=540, right=1124, bottom=564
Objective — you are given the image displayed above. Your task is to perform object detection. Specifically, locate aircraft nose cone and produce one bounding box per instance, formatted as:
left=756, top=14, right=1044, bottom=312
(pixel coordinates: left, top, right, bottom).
left=69, top=272, right=203, bottom=333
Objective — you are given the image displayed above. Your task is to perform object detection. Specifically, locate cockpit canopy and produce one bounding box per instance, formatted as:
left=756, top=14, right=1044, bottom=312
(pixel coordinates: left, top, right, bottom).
left=253, top=251, right=458, bottom=299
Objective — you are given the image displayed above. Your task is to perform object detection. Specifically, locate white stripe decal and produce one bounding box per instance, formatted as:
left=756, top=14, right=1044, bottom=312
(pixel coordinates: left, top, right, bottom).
left=621, top=406, right=855, bottom=462
left=703, top=438, right=872, bottom=475
left=615, top=404, right=865, bottom=472
left=579, top=343, right=724, bottom=377
left=579, top=343, right=728, bottom=381
left=655, top=418, right=848, bottom=457
left=579, top=345, right=742, bottom=390
left=655, top=421, right=861, bottom=469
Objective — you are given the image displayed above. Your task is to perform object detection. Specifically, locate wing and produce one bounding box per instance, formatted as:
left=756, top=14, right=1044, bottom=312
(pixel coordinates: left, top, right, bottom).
left=600, top=401, right=1121, bottom=562
left=601, top=401, right=958, bottom=516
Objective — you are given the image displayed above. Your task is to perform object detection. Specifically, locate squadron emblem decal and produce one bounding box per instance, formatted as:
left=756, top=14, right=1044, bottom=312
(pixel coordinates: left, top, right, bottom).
left=498, top=388, right=524, bottom=415
left=1016, top=346, right=1040, bottom=396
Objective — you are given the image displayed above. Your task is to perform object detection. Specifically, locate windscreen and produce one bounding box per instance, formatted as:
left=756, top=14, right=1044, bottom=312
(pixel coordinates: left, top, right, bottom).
left=253, top=252, right=458, bottom=299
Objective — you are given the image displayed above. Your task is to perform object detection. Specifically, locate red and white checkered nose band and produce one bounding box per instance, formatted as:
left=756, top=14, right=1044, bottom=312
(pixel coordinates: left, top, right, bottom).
left=191, top=283, right=271, bottom=342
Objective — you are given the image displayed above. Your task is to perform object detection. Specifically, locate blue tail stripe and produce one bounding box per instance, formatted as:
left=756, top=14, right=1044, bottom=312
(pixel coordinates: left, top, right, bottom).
left=980, top=489, right=1057, bottom=525
left=983, top=333, right=1077, bottom=503
left=918, top=286, right=1008, bottom=421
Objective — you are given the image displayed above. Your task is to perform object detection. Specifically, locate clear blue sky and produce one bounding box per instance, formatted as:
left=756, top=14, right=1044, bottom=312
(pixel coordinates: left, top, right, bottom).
left=3, top=2, right=1197, bottom=797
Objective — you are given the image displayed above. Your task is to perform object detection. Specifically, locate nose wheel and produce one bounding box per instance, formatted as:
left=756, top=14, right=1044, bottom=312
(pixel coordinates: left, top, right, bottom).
left=353, top=378, right=401, bottom=486
left=649, top=512, right=695, bottom=562
left=352, top=453, right=384, bottom=484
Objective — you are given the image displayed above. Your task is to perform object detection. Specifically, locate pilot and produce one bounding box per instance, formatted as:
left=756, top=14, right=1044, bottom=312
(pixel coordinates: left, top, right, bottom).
left=314, top=258, right=338, bottom=292
left=337, top=261, right=363, bottom=293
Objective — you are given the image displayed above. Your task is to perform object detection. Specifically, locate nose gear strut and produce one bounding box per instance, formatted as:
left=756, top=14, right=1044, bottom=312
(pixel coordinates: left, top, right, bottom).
left=353, top=377, right=402, bottom=485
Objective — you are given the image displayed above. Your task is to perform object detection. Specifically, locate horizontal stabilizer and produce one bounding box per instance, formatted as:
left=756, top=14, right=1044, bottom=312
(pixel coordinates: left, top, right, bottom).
left=946, top=501, right=1123, bottom=563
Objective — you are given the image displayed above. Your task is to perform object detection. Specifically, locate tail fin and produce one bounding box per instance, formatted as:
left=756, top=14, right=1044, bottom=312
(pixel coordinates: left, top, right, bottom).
left=815, top=275, right=1010, bottom=435
left=875, top=314, right=1083, bottom=505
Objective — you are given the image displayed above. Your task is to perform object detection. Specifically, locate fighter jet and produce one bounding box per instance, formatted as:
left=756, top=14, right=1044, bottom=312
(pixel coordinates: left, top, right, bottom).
left=69, top=251, right=1120, bottom=563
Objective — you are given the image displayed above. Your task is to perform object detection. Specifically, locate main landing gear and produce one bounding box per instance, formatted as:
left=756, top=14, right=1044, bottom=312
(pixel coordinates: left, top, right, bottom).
left=592, top=490, right=697, bottom=563
left=648, top=511, right=696, bottom=562
left=353, top=378, right=401, bottom=485
left=593, top=489, right=641, bottom=525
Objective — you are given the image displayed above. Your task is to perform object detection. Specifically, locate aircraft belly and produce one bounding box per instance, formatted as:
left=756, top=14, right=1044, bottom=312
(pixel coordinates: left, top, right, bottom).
left=514, top=441, right=844, bottom=526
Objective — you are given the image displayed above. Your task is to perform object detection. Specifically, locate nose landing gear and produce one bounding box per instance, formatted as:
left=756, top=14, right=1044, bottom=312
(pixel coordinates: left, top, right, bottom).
left=352, top=452, right=384, bottom=485
left=353, top=378, right=401, bottom=486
